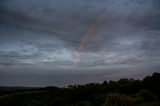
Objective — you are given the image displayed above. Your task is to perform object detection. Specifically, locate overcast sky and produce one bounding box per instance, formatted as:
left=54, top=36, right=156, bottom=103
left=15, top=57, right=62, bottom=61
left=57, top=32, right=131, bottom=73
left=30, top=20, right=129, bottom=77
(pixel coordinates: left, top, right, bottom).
left=0, top=0, right=160, bottom=87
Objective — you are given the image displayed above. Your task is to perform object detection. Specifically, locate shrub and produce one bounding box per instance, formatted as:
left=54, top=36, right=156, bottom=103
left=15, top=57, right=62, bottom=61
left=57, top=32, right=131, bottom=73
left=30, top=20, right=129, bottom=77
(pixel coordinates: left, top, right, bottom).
left=134, top=89, right=155, bottom=103
left=103, top=93, right=133, bottom=106
left=92, top=94, right=106, bottom=106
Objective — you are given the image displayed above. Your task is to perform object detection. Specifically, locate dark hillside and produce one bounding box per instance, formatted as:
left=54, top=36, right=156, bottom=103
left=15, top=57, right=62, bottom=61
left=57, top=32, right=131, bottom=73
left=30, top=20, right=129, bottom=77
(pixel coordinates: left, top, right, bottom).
left=0, top=72, right=160, bottom=106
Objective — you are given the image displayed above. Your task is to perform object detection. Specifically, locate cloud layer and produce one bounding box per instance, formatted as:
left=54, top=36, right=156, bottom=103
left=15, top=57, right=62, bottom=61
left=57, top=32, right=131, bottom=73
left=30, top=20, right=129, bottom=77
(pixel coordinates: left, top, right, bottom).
left=0, top=0, right=160, bottom=86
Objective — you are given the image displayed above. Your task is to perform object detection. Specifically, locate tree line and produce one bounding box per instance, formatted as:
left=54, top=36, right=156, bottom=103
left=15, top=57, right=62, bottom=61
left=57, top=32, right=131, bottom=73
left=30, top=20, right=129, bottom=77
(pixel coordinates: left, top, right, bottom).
left=0, top=72, right=160, bottom=106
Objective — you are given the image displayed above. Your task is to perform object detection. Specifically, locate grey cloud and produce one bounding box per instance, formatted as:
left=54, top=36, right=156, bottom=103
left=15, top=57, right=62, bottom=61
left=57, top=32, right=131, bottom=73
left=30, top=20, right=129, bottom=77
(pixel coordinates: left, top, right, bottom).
left=0, top=0, right=109, bottom=44
left=0, top=0, right=160, bottom=86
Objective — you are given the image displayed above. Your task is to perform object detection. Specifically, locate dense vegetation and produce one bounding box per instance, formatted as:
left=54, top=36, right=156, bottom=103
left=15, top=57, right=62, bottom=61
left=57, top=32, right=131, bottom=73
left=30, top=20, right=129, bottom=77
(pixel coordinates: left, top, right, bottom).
left=0, top=72, right=160, bottom=106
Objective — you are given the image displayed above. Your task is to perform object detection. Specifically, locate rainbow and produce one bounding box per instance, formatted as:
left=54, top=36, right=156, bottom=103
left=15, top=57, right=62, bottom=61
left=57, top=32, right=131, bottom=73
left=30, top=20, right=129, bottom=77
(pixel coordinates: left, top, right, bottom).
left=74, top=5, right=110, bottom=64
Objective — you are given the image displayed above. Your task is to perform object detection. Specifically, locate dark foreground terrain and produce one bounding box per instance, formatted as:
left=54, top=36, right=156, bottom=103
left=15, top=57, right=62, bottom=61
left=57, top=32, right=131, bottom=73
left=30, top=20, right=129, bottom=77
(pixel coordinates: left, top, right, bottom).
left=0, top=72, right=160, bottom=106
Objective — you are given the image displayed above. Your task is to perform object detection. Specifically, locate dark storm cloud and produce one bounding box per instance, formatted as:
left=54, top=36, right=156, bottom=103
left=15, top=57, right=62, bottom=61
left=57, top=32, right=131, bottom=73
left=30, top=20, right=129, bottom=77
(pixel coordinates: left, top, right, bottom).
left=0, top=0, right=108, bottom=44
left=0, top=0, right=160, bottom=65
left=78, top=0, right=160, bottom=65
left=127, top=1, right=160, bottom=30
left=0, top=0, right=160, bottom=86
